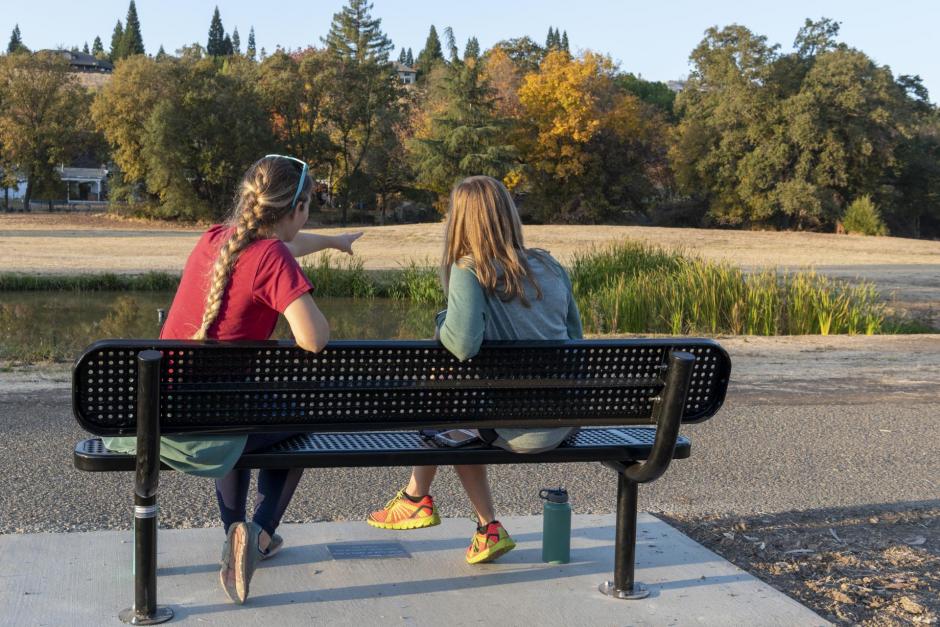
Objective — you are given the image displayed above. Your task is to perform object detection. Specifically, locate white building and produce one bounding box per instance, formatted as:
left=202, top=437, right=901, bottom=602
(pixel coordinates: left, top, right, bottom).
left=394, top=62, right=416, bottom=85
left=3, top=165, right=108, bottom=204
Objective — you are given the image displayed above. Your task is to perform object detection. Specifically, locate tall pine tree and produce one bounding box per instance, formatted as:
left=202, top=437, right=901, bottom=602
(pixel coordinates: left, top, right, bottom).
left=155, top=44, right=167, bottom=60
left=323, top=0, right=393, bottom=63
left=222, top=34, right=234, bottom=56
left=91, top=36, right=104, bottom=57
left=405, top=47, right=414, bottom=66
left=122, top=0, right=145, bottom=56
left=416, top=25, right=443, bottom=73
left=464, top=36, right=480, bottom=61
left=7, top=24, right=24, bottom=54
left=109, top=20, right=124, bottom=61
left=561, top=31, right=569, bottom=52
left=545, top=27, right=556, bottom=50
left=322, top=0, right=399, bottom=224
left=398, top=48, right=407, bottom=63
left=231, top=28, right=241, bottom=54
left=410, top=53, right=515, bottom=209
left=82, top=42, right=90, bottom=54
left=207, top=7, right=225, bottom=56
left=246, top=27, right=256, bottom=61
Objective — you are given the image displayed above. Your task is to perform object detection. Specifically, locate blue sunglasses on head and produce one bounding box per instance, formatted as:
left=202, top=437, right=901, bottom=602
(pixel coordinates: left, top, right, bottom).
left=265, top=154, right=308, bottom=210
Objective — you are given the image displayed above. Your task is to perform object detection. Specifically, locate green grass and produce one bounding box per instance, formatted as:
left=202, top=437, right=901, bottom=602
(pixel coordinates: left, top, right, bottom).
left=0, top=271, right=179, bottom=291
left=1, top=241, right=929, bottom=337
left=300, top=253, right=376, bottom=298
left=386, top=260, right=446, bottom=306
left=571, top=242, right=899, bottom=336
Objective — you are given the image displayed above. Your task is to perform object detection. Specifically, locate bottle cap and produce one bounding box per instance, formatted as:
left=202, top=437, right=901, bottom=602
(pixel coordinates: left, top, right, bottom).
left=539, top=488, right=569, bottom=503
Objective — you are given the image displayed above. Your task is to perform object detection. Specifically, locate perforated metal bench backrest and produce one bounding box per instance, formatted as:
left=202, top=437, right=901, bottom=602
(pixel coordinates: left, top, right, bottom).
left=73, top=339, right=730, bottom=436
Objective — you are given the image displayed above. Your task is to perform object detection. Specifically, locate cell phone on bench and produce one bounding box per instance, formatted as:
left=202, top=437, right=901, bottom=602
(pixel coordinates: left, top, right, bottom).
left=430, top=429, right=481, bottom=448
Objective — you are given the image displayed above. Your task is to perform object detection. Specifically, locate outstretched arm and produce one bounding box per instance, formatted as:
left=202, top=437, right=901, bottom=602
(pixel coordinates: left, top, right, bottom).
left=285, top=231, right=363, bottom=258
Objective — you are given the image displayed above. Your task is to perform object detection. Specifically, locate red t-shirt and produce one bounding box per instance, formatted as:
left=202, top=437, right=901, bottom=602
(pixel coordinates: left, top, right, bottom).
left=160, top=225, right=314, bottom=341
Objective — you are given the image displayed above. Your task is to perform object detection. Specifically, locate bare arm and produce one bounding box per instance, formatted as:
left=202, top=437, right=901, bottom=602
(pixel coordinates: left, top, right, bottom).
left=284, top=231, right=363, bottom=258
left=283, top=292, right=330, bottom=352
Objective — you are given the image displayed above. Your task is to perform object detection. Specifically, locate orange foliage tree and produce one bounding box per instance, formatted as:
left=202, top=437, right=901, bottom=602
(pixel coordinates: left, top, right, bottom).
left=516, top=51, right=670, bottom=222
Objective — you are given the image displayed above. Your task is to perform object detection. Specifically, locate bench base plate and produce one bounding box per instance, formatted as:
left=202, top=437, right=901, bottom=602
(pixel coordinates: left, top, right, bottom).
left=118, top=606, right=174, bottom=624
left=598, top=580, right=650, bottom=600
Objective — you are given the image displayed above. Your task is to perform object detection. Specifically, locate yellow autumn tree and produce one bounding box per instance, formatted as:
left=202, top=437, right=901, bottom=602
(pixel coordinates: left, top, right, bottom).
left=518, top=50, right=613, bottom=180
left=516, top=50, right=670, bottom=222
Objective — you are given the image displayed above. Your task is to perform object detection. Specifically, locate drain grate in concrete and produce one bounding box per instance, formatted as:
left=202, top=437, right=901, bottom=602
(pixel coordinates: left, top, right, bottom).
left=327, top=542, right=411, bottom=560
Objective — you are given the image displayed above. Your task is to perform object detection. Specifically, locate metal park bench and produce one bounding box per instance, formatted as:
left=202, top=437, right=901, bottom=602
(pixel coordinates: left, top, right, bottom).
left=72, top=338, right=730, bottom=624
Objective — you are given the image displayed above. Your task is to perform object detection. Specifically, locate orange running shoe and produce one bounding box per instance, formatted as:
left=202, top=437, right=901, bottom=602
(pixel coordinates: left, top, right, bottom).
left=367, top=489, right=441, bottom=530
left=466, top=521, right=516, bottom=564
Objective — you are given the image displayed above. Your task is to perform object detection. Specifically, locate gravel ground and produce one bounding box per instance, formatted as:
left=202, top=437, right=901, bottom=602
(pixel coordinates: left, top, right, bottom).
left=3, top=335, right=938, bottom=535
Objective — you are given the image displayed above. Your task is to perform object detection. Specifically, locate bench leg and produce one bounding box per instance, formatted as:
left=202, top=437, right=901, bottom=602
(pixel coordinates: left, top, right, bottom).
left=119, top=350, right=174, bottom=624
left=599, top=472, right=649, bottom=600
left=119, top=495, right=173, bottom=624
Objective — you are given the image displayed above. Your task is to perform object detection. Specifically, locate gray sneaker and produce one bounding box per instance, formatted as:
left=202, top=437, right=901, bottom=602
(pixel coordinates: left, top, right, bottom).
left=220, top=522, right=261, bottom=604
left=260, top=532, right=283, bottom=560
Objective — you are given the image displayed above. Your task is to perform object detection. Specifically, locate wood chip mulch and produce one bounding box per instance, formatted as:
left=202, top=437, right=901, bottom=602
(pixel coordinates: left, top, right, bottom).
left=662, top=507, right=939, bottom=626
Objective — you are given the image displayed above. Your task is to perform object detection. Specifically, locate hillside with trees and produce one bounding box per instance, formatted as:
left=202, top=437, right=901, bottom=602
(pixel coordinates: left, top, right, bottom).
left=2, top=4, right=938, bottom=236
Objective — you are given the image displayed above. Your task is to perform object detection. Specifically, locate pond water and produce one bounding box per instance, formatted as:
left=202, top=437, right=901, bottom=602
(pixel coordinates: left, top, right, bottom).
left=0, top=291, right=438, bottom=363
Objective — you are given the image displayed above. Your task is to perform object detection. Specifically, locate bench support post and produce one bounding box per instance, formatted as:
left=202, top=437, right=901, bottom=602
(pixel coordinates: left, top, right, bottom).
left=599, top=350, right=695, bottom=600
left=120, top=350, right=173, bottom=625
left=599, top=472, right=649, bottom=599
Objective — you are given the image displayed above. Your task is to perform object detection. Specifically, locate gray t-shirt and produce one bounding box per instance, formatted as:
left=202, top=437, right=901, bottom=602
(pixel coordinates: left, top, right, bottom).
left=435, top=250, right=583, bottom=453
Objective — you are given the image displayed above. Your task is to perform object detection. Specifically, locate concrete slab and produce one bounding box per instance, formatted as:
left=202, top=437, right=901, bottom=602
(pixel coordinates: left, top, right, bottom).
left=0, top=514, right=828, bottom=626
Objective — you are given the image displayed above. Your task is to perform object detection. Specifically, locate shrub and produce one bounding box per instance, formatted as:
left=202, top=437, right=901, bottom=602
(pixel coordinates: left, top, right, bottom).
left=387, top=260, right=445, bottom=305
left=573, top=240, right=890, bottom=336
left=842, top=196, right=888, bottom=236
left=300, top=253, right=376, bottom=298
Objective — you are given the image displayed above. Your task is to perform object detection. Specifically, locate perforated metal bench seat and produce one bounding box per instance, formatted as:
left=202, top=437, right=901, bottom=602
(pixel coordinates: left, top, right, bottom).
left=74, top=427, right=692, bottom=472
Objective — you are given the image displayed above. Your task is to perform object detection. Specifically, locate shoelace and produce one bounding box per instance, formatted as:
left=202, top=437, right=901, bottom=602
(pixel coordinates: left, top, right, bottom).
left=383, top=489, right=408, bottom=511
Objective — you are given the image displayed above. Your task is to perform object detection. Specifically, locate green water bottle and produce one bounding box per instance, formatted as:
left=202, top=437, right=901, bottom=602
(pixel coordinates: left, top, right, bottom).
left=540, top=487, right=571, bottom=564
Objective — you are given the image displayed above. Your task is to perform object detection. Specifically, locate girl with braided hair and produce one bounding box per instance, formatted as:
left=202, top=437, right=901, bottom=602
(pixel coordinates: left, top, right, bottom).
left=104, top=155, right=362, bottom=604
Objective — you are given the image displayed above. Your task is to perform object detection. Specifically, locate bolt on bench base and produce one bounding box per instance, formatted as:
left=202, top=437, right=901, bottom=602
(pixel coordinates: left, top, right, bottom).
left=118, top=607, right=174, bottom=625
left=598, top=581, right=650, bottom=600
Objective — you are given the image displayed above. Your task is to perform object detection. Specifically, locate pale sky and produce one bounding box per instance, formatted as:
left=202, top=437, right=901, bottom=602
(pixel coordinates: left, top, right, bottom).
left=6, top=0, right=938, bottom=102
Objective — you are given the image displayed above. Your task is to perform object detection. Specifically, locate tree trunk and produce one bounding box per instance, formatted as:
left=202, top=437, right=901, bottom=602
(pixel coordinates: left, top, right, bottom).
left=23, top=177, right=33, bottom=213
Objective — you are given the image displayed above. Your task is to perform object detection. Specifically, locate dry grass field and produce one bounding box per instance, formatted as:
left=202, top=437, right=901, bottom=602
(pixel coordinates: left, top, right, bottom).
left=1, top=212, right=939, bottom=274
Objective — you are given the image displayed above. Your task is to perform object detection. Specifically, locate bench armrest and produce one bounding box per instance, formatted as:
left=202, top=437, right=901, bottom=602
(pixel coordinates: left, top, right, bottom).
left=622, top=351, right=694, bottom=484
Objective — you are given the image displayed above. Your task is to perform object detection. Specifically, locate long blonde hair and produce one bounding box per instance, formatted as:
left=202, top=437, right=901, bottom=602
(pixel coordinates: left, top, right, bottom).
left=442, top=176, right=542, bottom=306
left=192, top=156, right=313, bottom=340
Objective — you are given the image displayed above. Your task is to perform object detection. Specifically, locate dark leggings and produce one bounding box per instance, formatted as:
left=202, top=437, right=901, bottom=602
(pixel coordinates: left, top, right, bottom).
left=215, top=433, right=304, bottom=537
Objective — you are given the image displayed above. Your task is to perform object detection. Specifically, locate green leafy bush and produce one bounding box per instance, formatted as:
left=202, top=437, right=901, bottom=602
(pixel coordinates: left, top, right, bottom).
left=842, top=196, right=888, bottom=236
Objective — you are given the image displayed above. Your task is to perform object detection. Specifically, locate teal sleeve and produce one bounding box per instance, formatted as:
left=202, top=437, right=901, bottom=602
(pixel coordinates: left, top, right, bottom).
left=438, top=264, right=487, bottom=361
left=561, top=267, right=583, bottom=339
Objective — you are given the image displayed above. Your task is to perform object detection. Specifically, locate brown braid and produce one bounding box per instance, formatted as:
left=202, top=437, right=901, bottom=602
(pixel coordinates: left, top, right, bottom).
left=192, top=156, right=313, bottom=340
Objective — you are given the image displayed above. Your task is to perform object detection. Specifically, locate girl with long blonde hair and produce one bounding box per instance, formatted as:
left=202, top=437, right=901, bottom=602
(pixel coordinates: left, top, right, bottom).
left=368, top=175, right=583, bottom=564
left=104, top=155, right=362, bottom=604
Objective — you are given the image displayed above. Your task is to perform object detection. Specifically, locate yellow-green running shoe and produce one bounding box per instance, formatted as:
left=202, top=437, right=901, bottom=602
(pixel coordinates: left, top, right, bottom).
left=466, top=521, right=516, bottom=564
left=367, top=489, right=441, bottom=530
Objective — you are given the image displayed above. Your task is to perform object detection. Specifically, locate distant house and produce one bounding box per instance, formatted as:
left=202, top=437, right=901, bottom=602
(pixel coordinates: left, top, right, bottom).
left=3, top=165, right=109, bottom=206
left=60, top=165, right=109, bottom=202
left=394, top=62, right=416, bottom=85
left=666, top=80, right=686, bottom=93
left=50, top=49, right=114, bottom=73
left=38, top=49, right=115, bottom=89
